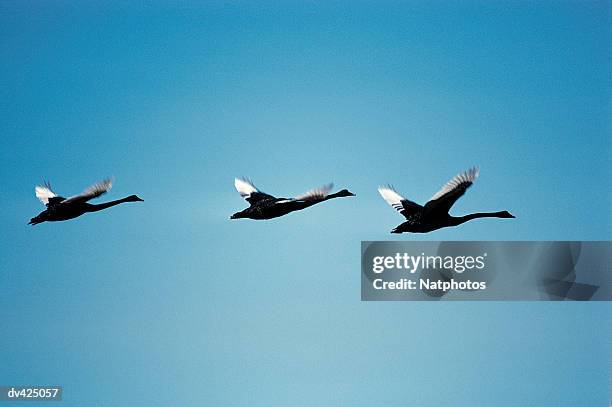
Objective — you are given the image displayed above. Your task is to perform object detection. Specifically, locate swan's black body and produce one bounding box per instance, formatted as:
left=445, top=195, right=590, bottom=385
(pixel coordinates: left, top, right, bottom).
left=231, top=179, right=355, bottom=220
left=29, top=196, right=143, bottom=225
left=29, top=180, right=143, bottom=225
left=379, top=168, right=514, bottom=234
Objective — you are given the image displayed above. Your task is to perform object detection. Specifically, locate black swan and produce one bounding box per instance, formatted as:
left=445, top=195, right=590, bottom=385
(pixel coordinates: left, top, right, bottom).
left=29, top=179, right=143, bottom=225
left=231, top=178, right=355, bottom=220
left=378, top=167, right=514, bottom=233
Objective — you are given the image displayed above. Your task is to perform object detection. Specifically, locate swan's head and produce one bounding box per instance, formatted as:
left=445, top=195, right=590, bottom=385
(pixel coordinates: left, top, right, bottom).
left=336, top=189, right=356, bottom=197
left=126, top=195, right=144, bottom=202
left=498, top=211, right=515, bottom=218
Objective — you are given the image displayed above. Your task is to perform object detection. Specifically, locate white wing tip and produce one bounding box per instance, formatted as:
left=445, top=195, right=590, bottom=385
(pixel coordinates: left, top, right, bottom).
left=94, top=177, right=113, bottom=193
left=235, top=176, right=254, bottom=186
left=294, top=183, right=334, bottom=200
left=234, top=177, right=258, bottom=197
left=103, top=177, right=114, bottom=189
left=378, top=185, right=405, bottom=205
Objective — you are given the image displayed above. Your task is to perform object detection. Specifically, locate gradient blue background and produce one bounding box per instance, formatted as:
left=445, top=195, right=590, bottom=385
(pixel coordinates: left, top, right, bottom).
left=1, top=2, right=611, bottom=406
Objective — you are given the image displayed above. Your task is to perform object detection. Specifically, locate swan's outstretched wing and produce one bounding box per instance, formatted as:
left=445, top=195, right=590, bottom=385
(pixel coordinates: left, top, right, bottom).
left=425, top=167, right=479, bottom=214
left=35, top=182, right=65, bottom=206
left=294, top=183, right=333, bottom=201
left=62, top=178, right=113, bottom=204
left=378, top=185, right=423, bottom=219
left=235, top=178, right=275, bottom=205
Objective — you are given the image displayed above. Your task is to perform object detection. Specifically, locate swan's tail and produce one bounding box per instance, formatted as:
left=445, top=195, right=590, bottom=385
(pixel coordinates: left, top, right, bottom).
left=28, top=217, right=43, bottom=225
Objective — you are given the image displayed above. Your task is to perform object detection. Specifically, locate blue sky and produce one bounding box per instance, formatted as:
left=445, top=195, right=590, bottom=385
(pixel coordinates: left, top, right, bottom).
left=1, top=2, right=610, bottom=406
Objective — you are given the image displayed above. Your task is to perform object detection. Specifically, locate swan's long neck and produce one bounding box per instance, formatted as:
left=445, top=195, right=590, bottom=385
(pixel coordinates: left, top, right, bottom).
left=291, top=192, right=349, bottom=209
left=323, top=193, right=341, bottom=201
left=324, top=191, right=351, bottom=200
left=87, top=197, right=134, bottom=212
left=451, top=211, right=511, bottom=225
